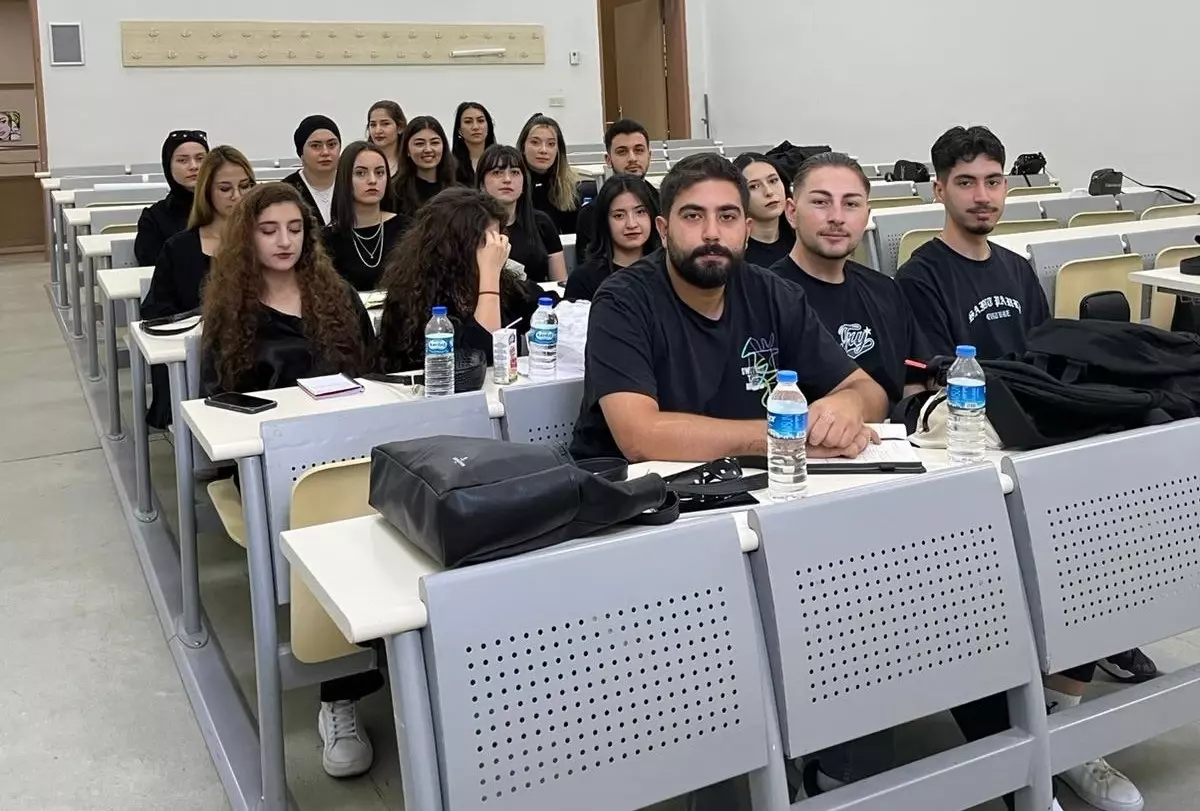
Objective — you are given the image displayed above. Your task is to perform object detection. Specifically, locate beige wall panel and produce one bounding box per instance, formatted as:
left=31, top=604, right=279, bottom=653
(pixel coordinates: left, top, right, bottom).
left=121, top=20, right=546, bottom=67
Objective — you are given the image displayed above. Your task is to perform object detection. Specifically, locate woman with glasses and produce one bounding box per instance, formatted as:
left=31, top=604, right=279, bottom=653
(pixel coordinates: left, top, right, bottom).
left=134, top=129, right=209, bottom=266
left=141, top=146, right=256, bottom=427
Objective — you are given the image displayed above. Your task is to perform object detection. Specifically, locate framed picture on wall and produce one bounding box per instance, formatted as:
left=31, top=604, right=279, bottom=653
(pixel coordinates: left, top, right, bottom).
left=0, top=111, right=21, bottom=142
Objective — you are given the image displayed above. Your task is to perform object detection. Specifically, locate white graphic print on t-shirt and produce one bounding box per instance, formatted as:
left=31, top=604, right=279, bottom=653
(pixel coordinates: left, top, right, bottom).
left=967, top=295, right=1024, bottom=324
left=837, top=323, right=875, bottom=360
left=741, top=334, right=779, bottom=402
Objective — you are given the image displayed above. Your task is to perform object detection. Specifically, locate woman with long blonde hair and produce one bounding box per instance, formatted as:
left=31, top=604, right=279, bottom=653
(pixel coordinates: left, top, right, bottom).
left=517, top=113, right=595, bottom=235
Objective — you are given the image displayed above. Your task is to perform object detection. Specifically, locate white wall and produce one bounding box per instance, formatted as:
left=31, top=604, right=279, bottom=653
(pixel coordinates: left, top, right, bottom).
left=37, top=0, right=604, bottom=167
left=689, top=0, right=1200, bottom=192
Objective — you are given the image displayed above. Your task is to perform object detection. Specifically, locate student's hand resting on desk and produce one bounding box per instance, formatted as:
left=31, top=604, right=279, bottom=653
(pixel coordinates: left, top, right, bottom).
left=476, top=231, right=511, bottom=288
left=806, top=393, right=880, bottom=458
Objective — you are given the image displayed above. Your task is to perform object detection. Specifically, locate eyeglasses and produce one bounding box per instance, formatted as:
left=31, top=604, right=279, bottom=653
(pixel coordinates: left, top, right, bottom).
left=169, top=129, right=208, bottom=142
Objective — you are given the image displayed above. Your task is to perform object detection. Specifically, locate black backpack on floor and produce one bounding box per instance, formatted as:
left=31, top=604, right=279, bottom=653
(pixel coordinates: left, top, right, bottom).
left=900, top=319, right=1200, bottom=449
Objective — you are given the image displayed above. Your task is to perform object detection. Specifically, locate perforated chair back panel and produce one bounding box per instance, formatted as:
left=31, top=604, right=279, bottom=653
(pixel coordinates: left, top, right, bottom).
left=1042, top=196, right=1117, bottom=224
left=1126, top=225, right=1200, bottom=269
left=498, top=378, right=586, bottom=444
left=749, top=466, right=1035, bottom=757
left=421, top=516, right=768, bottom=811
left=75, top=186, right=168, bottom=208
left=874, top=208, right=947, bottom=275
left=261, top=393, right=494, bottom=604
left=60, top=174, right=139, bottom=191
left=1003, top=420, right=1200, bottom=673
left=110, top=237, right=138, bottom=269
left=1028, top=235, right=1126, bottom=308
left=869, top=180, right=916, bottom=200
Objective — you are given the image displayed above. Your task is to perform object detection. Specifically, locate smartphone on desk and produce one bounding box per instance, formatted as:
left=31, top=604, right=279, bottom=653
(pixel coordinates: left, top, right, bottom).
left=204, top=392, right=278, bottom=414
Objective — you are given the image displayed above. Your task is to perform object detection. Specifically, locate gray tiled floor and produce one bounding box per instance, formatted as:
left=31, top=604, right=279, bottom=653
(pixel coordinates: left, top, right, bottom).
left=7, top=252, right=1200, bottom=811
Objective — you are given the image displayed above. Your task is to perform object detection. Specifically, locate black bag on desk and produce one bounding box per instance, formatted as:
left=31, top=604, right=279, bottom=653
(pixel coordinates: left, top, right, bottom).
left=369, top=437, right=676, bottom=568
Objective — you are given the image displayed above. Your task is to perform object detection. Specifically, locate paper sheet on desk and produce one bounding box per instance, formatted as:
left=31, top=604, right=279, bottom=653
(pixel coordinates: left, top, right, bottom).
left=808, top=423, right=921, bottom=466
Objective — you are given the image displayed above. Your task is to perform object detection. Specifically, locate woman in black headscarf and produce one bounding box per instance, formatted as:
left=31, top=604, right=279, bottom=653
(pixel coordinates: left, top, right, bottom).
left=134, top=130, right=209, bottom=266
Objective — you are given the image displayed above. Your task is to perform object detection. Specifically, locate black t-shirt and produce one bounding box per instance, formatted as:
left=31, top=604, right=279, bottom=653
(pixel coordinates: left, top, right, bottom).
left=506, top=210, right=563, bottom=284
left=773, top=256, right=930, bottom=406
left=896, top=237, right=1050, bottom=359
left=569, top=250, right=859, bottom=460
left=323, top=215, right=409, bottom=291
left=564, top=255, right=626, bottom=301
left=744, top=227, right=796, bottom=269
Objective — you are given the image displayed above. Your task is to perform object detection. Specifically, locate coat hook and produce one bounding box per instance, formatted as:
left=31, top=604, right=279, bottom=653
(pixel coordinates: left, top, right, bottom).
left=271, top=30, right=281, bottom=38
left=211, top=30, right=223, bottom=39
left=355, top=29, right=366, bottom=38
left=287, top=49, right=297, bottom=58
left=129, top=50, right=142, bottom=60
left=381, top=31, right=392, bottom=39
left=257, top=48, right=268, bottom=59
left=408, top=29, right=418, bottom=39
left=197, top=51, right=208, bottom=59
left=315, top=50, right=325, bottom=58
left=343, top=49, right=353, bottom=58
left=148, top=28, right=159, bottom=38
left=228, top=49, right=239, bottom=59
left=422, top=49, right=432, bottom=58
left=300, top=30, right=311, bottom=38
left=241, top=31, right=253, bottom=38
left=167, top=49, right=177, bottom=59
left=328, top=30, right=338, bottom=38
left=180, top=30, right=192, bottom=38
left=370, top=50, right=379, bottom=59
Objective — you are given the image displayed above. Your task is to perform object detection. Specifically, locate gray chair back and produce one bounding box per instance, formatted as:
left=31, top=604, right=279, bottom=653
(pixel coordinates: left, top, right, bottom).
left=254, top=168, right=295, bottom=182
left=60, top=174, right=143, bottom=191
left=250, top=157, right=281, bottom=168
left=719, top=144, right=773, bottom=157
left=647, top=159, right=671, bottom=174
left=90, top=207, right=144, bottom=235
left=668, top=145, right=723, bottom=160
left=1000, top=199, right=1046, bottom=221
left=421, top=516, right=769, bottom=811
left=568, top=152, right=608, bottom=166
left=110, top=236, right=139, bottom=269
left=568, top=142, right=607, bottom=154
left=749, top=466, right=1050, bottom=808
left=869, top=180, right=917, bottom=200
left=498, top=379, right=586, bottom=445
left=127, top=162, right=161, bottom=175
left=1003, top=421, right=1200, bottom=674
left=260, top=394, right=495, bottom=603
left=1007, top=173, right=1052, bottom=188
left=75, top=185, right=169, bottom=208
left=1028, top=235, right=1126, bottom=307
left=915, top=181, right=937, bottom=203
left=52, top=163, right=129, bottom=177
left=664, top=138, right=716, bottom=150
left=873, top=207, right=948, bottom=275
left=1125, top=224, right=1200, bottom=269
left=861, top=163, right=883, bottom=179
left=1041, top=196, right=1117, bottom=226
left=1116, top=190, right=1170, bottom=215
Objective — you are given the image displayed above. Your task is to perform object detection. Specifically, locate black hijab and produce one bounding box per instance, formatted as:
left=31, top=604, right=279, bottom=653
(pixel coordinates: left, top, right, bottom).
left=161, top=130, right=209, bottom=217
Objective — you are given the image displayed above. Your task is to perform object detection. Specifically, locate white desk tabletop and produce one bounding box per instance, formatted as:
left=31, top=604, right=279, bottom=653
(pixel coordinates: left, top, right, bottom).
left=98, top=266, right=153, bottom=301
left=128, top=318, right=197, bottom=365
left=281, top=449, right=1010, bottom=642
left=40, top=176, right=59, bottom=189
left=991, top=215, right=1200, bottom=257
left=51, top=189, right=75, bottom=206
left=77, top=232, right=133, bottom=258
left=64, top=204, right=146, bottom=228
left=1129, top=265, right=1200, bottom=296
left=35, top=171, right=52, bottom=180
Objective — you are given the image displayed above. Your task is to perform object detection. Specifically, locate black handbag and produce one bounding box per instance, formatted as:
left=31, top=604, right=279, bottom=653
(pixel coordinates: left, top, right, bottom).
left=368, top=437, right=767, bottom=568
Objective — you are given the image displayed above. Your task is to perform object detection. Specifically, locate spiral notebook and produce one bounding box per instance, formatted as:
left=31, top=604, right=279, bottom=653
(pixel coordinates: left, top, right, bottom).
left=297, top=373, right=365, bottom=400
left=808, top=423, right=925, bottom=474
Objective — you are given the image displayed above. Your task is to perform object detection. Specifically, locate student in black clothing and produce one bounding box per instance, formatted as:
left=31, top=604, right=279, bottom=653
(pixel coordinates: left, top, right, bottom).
left=134, top=129, right=209, bottom=266
left=569, top=152, right=887, bottom=464
left=475, top=144, right=565, bottom=283
left=392, top=115, right=458, bottom=219
left=200, top=182, right=378, bottom=780
left=895, top=125, right=1048, bottom=359
left=282, top=114, right=341, bottom=226
left=323, top=142, right=408, bottom=291
left=772, top=152, right=929, bottom=408
left=734, top=152, right=796, bottom=268
left=376, top=188, right=544, bottom=372
left=365, top=100, right=405, bottom=177
left=565, top=174, right=660, bottom=302
left=895, top=126, right=1146, bottom=811
left=518, top=113, right=595, bottom=234
left=451, top=101, right=496, bottom=187
left=141, top=146, right=256, bottom=429
left=574, top=118, right=661, bottom=260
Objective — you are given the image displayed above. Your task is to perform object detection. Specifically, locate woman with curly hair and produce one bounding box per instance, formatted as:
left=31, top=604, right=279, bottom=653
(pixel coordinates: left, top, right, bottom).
left=390, top=114, right=458, bottom=218
left=376, top=187, right=547, bottom=373
left=199, top=181, right=380, bottom=778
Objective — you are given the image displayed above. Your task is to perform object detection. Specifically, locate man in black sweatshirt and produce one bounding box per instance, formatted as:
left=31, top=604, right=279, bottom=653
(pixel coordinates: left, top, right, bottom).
left=895, top=125, right=1048, bottom=359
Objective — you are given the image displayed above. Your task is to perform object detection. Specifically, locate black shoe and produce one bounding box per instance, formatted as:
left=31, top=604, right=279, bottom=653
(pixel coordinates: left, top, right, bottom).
left=801, top=759, right=826, bottom=798
left=1099, top=648, right=1161, bottom=684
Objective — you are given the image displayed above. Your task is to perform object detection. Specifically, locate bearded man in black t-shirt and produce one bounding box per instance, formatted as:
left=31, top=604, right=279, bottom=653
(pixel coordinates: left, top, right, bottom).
left=569, top=152, right=887, bottom=462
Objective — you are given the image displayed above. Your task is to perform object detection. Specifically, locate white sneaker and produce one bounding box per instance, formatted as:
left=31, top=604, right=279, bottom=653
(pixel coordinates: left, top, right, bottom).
left=318, top=700, right=374, bottom=777
left=1053, top=801, right=1064, bottom=811
left=1060, top=758, right=1144, bottom=811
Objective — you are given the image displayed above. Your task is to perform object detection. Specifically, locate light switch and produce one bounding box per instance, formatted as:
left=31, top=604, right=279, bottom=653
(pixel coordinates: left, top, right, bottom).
left=569, top=50, right=581, bottom=66
left=548, top=95, right=566, bottom=108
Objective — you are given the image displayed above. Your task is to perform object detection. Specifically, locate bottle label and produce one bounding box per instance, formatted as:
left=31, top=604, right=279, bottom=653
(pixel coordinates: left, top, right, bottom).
left=425, top=334, right=453, bottom=356
left=767, top=411, right=807, bottom=440
left=530, top=326, right=558, bottom=347
left=948, top=382, right=986, bottom=410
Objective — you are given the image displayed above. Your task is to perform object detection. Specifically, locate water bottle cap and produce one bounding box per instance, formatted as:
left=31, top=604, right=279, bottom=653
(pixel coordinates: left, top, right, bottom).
left=432, top=305, right=447, bottom=317
left=955, top=345, right=977, bottom=358
left=537, top=297, right=554, bottom=306
left=777, top=370, right=798, bottom=385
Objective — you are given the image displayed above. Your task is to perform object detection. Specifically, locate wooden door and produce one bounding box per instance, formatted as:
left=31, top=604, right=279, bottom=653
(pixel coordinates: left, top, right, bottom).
left=603, top=0, right=669, bottom=140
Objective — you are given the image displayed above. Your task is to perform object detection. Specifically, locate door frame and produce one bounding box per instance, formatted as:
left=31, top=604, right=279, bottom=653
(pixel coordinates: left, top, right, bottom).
left=26, top=0, right=47, bottom=170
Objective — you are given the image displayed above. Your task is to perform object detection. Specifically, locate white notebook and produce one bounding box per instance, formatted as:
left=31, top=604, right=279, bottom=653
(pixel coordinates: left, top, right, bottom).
left=808, top=423, right=923, bottom=471
left=297, top=373, right=365, bottom=400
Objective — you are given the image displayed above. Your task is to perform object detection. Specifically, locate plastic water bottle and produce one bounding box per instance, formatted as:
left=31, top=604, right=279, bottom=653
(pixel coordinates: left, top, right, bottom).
left=767, top=370, right=808, bottom=501
left=946, top=345, right=987, bottom=464
left=528, top=297, right=559, bottom=381
left=424, top=305, right=455, bottom=397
